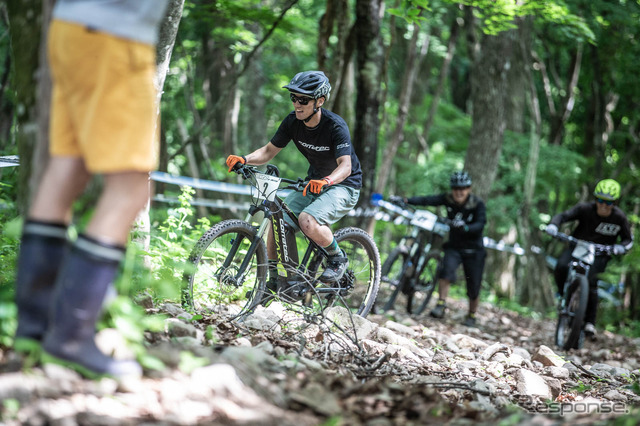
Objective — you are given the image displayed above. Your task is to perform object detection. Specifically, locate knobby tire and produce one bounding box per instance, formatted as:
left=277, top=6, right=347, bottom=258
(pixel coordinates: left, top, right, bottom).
left=182, top=219, right=267, bottom=318
left=555, top=275, right=589, bottom=350
left=331, top=227, right=381, bottom=317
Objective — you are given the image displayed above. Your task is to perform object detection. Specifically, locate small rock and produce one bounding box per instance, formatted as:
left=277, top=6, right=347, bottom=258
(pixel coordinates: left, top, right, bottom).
left=603, top=389, right=627, bottom=402
left=384, top=320, right=417, bottom=337
left=515, top=368, right=551, bottom=399
left=532, top=345, right=566, bottom=367
left=165, top=318, right=198, bottom=338
left=236, top=337, right=253, bottom=347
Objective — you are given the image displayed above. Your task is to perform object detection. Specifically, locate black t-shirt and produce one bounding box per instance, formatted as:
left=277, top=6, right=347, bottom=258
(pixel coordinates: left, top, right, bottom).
left=551, top=202, right=633, bottom=248
left=270, top=109, right=363, bottom=189
left=406, top=193, right=486, bottom=250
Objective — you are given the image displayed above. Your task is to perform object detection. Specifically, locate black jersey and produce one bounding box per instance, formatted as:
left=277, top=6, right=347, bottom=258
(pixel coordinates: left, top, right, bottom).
left=407, top=193, right=486, bottom=250
left=550, top=202, right=633, bottom=249
left=270, top=110, right=363, bottom=189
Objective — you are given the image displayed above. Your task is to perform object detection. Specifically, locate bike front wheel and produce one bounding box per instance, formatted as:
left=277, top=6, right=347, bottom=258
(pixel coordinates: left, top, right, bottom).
left=377, top=245, right=410, bottom=313
left=555, top=275, right=588, bottom=350
left=182, top=219, right=267, bottom=318
left=310, top=227, right=380, bottom=317
left=410, top=252, right=441, bottom=315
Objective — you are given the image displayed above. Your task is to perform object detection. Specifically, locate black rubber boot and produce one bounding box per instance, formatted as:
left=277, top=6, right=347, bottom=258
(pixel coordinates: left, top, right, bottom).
left=14, top=221, right=68, bottom=352
left=42, top=234, right=141, bottom=378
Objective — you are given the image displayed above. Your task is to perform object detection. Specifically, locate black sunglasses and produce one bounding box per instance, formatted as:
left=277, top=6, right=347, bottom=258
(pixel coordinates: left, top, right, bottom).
left=290, top=93, right=313, bottom=105
left=596, top=198, right=614, bottom=206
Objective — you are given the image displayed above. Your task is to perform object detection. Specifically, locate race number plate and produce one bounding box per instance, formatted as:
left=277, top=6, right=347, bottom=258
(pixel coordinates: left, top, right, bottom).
left=252, top=173, right=282, bottom=201
left=572, top=241, right=595, bottom=265
left=410, top=210, right=438, bottom=231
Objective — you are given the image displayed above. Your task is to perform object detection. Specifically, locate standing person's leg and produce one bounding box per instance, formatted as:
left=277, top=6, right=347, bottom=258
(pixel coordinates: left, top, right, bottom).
left=42, top=172, right=150, bottom=376
left=430, top=249, right=461, bottom=319
left=461, top=249, right=486, bottom=327
left=14, top=158, right=90, bottom=349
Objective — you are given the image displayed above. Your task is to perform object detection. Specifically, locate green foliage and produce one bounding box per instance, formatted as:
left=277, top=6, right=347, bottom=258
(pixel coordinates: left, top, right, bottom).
left=0, top=175, right=20, bottom=346
left=127, top=185, right=204, bottom=304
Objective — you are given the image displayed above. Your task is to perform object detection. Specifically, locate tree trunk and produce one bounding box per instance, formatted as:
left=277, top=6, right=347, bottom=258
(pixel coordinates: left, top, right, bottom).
left=549, top=45, right=583, bottom=146
left=7, top=0, right=53, bottom=213
left=421, top=16, right=459, bottom=145
left=156, top=0, right=185, bottom=98
left=329, top=1, right=355, bottom=126
left=464, top=28, right=511, bottom=201
left=374, top=25, right=426, bottom=195
left=514, top=17, right=553, bottom=311
left=365, top=24, right=426, bottom=234
left=353, top=0, right=384, bottom=216
left=137, top=0, right=185, bottom=255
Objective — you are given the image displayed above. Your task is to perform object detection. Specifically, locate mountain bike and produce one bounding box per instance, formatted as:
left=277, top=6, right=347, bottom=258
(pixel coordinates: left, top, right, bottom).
left=546, top=230, right=613, bottom=350
left=182, top=164, right=380, bottom=319
left=371, top=195, right=449, bottom=315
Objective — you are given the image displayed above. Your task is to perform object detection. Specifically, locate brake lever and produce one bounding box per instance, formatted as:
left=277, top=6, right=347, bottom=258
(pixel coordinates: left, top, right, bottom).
left=234, top=163, right=251, bottom=180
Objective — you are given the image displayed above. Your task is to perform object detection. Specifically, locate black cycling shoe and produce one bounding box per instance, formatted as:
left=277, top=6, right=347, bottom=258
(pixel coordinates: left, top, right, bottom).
left=430, top=300, right=446, bottom=319
left=319, top=251, right=349, bottom=283
left=462, top=313, right=477, bottom=327
left=584, top=322, right=597, bottom=341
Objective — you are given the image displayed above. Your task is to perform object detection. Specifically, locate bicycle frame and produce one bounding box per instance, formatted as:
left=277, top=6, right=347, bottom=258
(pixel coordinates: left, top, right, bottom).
left=556, top=233, right=610, bottom=303
left=381, top=200, right=448, bottom=286
left=224, top=167, right=328, bottom=289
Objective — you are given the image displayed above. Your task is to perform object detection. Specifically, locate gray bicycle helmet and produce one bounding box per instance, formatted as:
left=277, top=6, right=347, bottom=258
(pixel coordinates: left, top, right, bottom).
left=283, top=71, right=331, bottom=100
left=450, top=171, right=472, bottom=188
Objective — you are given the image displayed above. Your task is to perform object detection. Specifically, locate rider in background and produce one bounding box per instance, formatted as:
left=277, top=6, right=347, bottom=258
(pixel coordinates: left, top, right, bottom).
left=396, top=171, right=486, bottom=327
left=545, top=179, right=633, bottom=339
left=226, top=71, right=363, bottom=293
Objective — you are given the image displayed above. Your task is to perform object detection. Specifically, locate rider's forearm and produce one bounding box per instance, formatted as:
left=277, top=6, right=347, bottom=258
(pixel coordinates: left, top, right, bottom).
left=244, top=143, right=281, bottom=165
left=326, top=155, right=351, bottom=184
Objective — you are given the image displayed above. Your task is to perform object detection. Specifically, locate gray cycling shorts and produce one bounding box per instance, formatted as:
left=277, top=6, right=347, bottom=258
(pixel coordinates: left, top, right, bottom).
left=283, top=185, right=360, bottom=229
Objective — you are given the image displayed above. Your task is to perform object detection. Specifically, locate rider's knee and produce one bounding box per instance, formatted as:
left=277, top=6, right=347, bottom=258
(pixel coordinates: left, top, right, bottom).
left=298, top=212, right=318, bottom=233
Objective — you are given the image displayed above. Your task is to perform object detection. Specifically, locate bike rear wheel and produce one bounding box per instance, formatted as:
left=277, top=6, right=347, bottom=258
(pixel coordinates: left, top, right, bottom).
left=182, top=219, right=267, bottom=318
left=306, top=227, right=380, bottom=317
left=555, top=275, right=589, bottom=350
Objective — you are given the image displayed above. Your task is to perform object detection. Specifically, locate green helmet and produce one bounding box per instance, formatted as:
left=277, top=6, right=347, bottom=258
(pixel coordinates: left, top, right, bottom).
left=594, top=179, right=621, bottom=201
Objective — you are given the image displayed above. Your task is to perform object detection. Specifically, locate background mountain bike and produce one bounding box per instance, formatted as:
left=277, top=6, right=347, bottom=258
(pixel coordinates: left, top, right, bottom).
left=183, top=164, right=380, bottom=319
left=546, top=230, right=612, bottom=350
left=371, top=194, right=450, bottom=315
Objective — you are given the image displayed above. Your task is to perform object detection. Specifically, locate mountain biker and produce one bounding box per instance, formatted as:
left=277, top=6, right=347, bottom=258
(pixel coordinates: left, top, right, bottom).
left=394, top=171, right=486, bottom=327
left=226, top=71, right=363, bottom=296
left=13, top=0, right=168, bottom=377
left=545, top=178, right=633, bottom=339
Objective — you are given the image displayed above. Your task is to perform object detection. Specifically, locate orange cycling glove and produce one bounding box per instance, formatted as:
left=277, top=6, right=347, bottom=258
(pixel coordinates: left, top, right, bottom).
left=303, top=177, right=332, bottom=196
left=226, top=155, right=246, bottom=172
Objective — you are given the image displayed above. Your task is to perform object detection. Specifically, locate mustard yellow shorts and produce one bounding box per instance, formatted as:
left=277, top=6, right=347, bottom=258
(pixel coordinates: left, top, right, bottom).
left=48, top=20, right=159, bottom=173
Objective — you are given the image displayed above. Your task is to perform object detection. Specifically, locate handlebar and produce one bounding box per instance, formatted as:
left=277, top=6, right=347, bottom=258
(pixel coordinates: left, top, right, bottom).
left=371, top=193, right=451, bottom=230
left=546, top=230, right=613, bottom=256
left=233, top=163, right=331, bottom=194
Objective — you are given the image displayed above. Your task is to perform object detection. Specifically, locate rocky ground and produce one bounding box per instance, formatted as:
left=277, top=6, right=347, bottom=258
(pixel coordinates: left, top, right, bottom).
left=1, top=295, right=639, bottom=425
